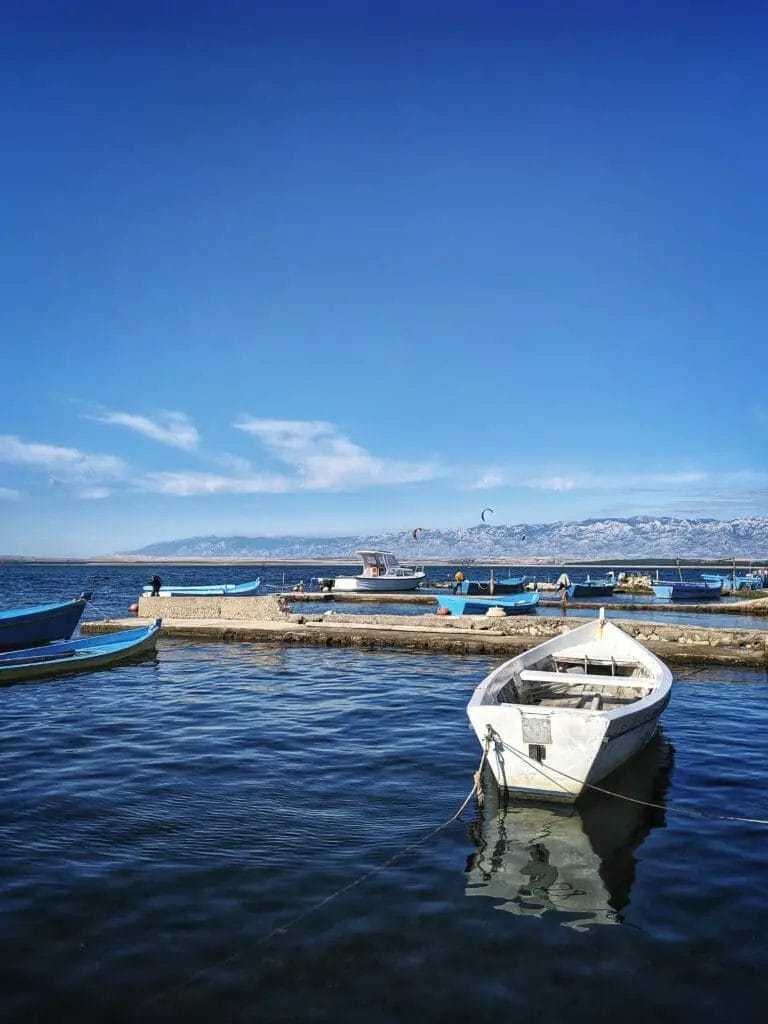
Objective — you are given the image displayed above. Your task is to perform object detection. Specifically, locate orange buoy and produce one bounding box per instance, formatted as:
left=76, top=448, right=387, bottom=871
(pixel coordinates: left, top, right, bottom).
left=437, top=606, right=451, bottom=615
left=128, top=603, right=139, bottom=615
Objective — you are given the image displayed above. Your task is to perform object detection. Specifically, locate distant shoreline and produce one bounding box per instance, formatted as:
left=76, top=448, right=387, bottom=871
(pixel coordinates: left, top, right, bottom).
left=1, top=556, right=764, bottom=570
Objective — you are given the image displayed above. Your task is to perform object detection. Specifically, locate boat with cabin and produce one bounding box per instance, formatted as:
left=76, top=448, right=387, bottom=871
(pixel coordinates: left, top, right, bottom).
left=0, top=619, right=161, bottom=685
left=435, top=592, right=540, bottom=615
left=323, top=551, right=425, bottom=593
left=466, top=612, right=672, bottom=801
left=0, top=592, right=91, bottom=651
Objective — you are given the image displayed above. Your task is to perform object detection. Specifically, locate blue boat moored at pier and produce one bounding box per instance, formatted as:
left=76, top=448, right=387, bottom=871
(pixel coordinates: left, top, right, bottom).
left=142, top=579, right=261, bottom=597
left=455, top=575, right=528, bottom=595
left=0, top=592, right=91, bottom=651
left=652, top=579, right=722, bottom=601
left=702, top=573, right=765, bottom=592
left=567, top=574, right=615, bottom=599
left=435, top=592, right=540, bottom=615
left=0, top=619, right=162, bottom=685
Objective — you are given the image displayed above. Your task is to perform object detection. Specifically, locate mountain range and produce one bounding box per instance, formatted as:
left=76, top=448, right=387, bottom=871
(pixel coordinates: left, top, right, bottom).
left=129, top=516, right=768, bottom=560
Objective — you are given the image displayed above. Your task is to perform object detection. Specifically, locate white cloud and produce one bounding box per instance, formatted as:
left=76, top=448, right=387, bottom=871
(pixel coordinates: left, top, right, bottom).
left=466, top=470, right=507, bottom=490
left=0, top=486, right=21, bottom=500
left=86, top=410, right=200, bottom=450
left=75, top=486, right=113, bottom=500
left=142, top=471, right=291, bottom=496
left=0, top=435, right=127, bottom=479
left=522, top=470, right=708, bottom=492
left=233, top=417, right=440, bottom=490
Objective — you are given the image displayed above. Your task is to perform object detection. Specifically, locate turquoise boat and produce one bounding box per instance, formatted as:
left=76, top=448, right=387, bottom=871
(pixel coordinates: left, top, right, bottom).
left=455, top=576, right=528, bottom=595
left=567, top=575, right=615, bottom=599
left=0, top=592, right=91, bottom=650
left=435, top=592, right=540, bottom=615
left=702, top=573, right=764, bottom=592
left=0, top=620, right=161, bottom=685
left=142, top=579, right=261, bottom=597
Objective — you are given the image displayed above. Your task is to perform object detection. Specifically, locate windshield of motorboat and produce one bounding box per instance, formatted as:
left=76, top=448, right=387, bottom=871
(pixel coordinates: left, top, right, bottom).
left=359, top=551, right=397, bottom=574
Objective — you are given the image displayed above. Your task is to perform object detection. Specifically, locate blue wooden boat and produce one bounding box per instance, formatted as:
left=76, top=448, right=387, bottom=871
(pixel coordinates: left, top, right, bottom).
left=652, top=579, right=722, bottom=601
left=142, top=579, right=261, bottom=597
left=567, top=575, right=615, bottom=599
left=0, top=592, right=91, bottom=651
left=0, top=619, right=161, bottom=685
left=456, top=576, right=528, bottom=596
left=703, top=573, right=765, bottom=592
left=436, top=592, right=540, bottom=615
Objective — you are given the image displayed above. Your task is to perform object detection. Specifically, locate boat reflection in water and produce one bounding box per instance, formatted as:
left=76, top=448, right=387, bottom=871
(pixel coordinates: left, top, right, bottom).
left=465, top=733, right=674, bottom=931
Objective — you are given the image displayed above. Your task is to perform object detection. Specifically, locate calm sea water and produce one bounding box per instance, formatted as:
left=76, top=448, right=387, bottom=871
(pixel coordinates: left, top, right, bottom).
left=1, top=566, right=768, bottom=1022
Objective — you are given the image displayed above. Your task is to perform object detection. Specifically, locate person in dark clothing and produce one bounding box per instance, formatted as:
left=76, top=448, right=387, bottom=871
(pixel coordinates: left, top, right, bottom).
left=149, top=574, right=163, bottom=597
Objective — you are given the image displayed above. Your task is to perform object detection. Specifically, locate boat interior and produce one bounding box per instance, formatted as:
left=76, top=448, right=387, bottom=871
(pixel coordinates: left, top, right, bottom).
left=497, top=652, right=655, bottom=712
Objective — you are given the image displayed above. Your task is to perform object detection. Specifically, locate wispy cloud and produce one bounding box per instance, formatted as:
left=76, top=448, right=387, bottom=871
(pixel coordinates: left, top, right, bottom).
left=142, top=470, right=290, bottom=496
left=521, top=470, right=708, bottom=492
left=86, top=409, right=200, bottom=450
left=0, top=435, right=127, bottom=480
left=0, top=486, right=21, bottom=500
left=233, top=417, right=440, bottom=490
left=466, top=470, right=507, bottom=490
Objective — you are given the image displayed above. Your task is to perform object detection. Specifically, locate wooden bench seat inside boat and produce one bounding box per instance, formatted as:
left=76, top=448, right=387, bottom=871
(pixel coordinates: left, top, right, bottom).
left=518, top=669, right=652, bottom=692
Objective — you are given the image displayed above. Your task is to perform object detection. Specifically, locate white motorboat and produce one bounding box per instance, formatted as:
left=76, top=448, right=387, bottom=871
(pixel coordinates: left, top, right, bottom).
left=467, top=612, right=672, bottom=802
left=327, top=550, right=426, bottom=592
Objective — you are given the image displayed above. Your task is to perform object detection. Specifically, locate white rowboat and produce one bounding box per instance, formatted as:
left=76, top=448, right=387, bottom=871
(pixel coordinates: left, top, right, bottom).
left=466, top=613, right=672, bottom=802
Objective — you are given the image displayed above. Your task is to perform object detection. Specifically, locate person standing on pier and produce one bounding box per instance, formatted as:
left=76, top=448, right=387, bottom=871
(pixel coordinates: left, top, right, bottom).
left=149, top=574, right=162, bottom=597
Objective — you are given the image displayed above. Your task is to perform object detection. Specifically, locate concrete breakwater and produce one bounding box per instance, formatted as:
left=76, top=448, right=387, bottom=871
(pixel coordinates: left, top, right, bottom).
left=80, top=595, right=768, bottom=668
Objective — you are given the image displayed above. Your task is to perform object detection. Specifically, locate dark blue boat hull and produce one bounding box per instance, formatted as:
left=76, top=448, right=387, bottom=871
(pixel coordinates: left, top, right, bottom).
left=567, top=582, right=615, bottom=598
left=652, top=581, right=721, bottom=601
left=0, top=593, right=90, bottom=650
left=458, top=576, right=527, bottom=595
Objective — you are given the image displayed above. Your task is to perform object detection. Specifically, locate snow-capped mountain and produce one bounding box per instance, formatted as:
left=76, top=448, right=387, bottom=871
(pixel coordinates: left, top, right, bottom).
left=129, top=516, right=768, bottom=560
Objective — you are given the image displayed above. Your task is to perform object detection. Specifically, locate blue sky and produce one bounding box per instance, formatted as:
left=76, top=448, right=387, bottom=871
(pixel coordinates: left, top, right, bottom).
left=1, top=1, right=766, bottom=554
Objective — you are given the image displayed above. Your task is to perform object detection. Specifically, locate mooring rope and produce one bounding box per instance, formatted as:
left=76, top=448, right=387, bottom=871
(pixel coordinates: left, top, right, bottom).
left=84, top=597, right=113, bottom=622
left=488, top=729, right=768, bottom=825
left=142, top=728, right=494, bottom=1008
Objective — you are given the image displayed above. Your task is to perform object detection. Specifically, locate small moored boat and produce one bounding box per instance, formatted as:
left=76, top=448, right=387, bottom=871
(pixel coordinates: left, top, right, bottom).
left=0, top=592, right=91, bottom=650
left=142, top=580, right=261, bottom=597
left=651, top=579, right=721, bottom=600
left=466, top=612, right=672, bottom=801
left=465, top=734, right=673, bottom=929
left=702, top=573, right=764, bottom=592
left=326, top=551, right=425, bottom=593
left=456, top=575, right=528, bottom=596
left=436, top=592, right=540, bottom=615
left=0, top=620, right=162, bottom=685
left=567, top=574, right=615, bottom=599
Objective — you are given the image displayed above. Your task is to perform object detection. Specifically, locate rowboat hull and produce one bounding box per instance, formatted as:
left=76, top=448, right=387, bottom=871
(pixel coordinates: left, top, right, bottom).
left=0, top=620, right=161, bottom=685
left=458, top=577, right=528, bottom=595
left=652, top=581, right=721, bottom=600
left=436, top=592, right=540, bottom=615
left=467, top=618, right=672, bottom=801
left=0, top=593, right=91, bottom=650
left=142, top=580, right=261, bottom=597
left=465, top=734, right=672, bottom=928
left=567, top=582, right=615, bottom=598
